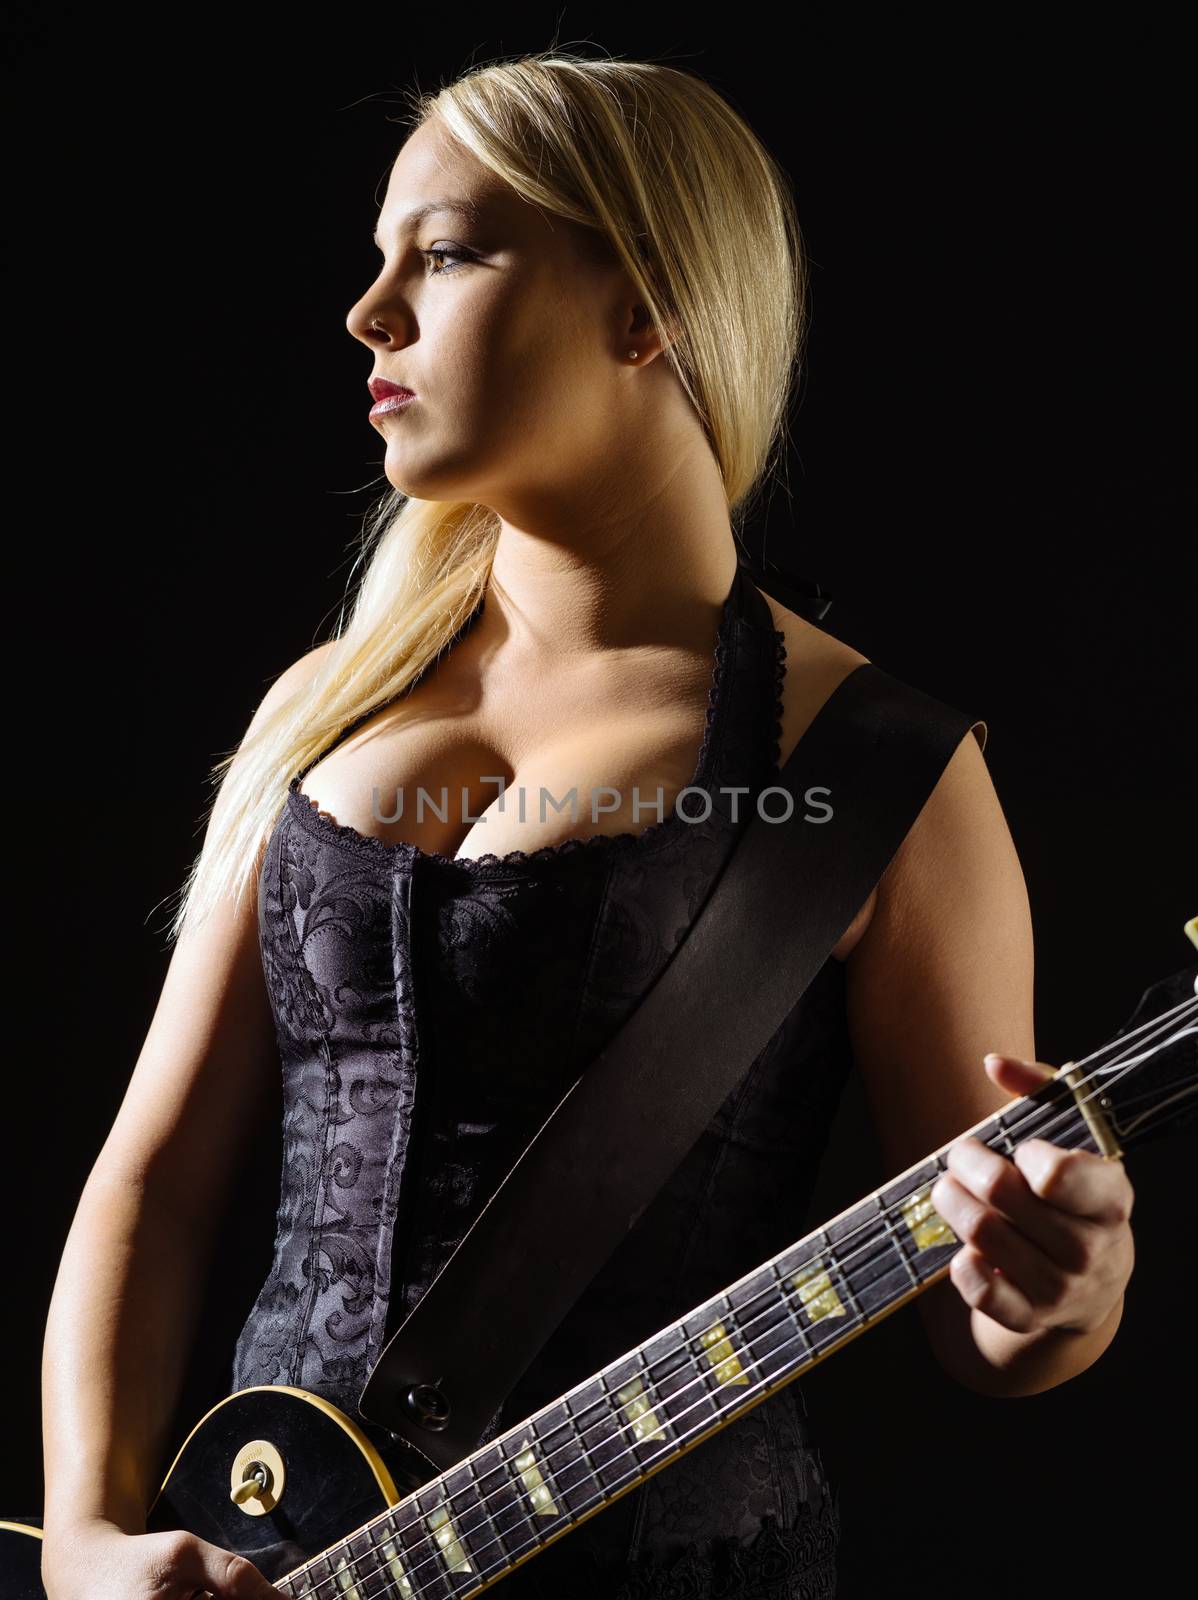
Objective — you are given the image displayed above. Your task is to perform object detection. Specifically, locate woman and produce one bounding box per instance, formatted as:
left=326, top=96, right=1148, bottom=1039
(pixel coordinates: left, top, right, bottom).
left=39, top=52, right=1134, bottom=1600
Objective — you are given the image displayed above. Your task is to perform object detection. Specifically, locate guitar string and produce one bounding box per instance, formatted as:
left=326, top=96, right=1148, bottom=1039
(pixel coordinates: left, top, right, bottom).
left=286, top=1006, right=1160, bottom=1600
left=305, top=1108, right=1111, bottom=1600
left=282, top=990, right=1196, bottom=1599
left=282, top=992, right=1196, bottom=1599
left=283, top=993, right=1196, bottom=1600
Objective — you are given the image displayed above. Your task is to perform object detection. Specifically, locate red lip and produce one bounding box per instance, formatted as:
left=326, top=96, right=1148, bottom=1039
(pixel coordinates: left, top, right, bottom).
left=368, top=377, right=414, bottom=402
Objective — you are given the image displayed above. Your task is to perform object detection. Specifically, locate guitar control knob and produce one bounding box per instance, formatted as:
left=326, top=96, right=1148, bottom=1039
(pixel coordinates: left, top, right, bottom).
left=403, top=1383, right=451, bottom=1431
left=230, top=1439, right=285, bottom=1516
left=231, top=1464, right=271, bottom=1505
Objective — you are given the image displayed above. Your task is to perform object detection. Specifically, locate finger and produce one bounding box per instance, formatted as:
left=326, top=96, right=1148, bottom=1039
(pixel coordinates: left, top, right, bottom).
left=174, top=1537, right=284, bottom=1599
left=983, top=1052, right=1057, bottom=1100
left=940, top=1136, right=1092, bottom=1271
left=984, top=1057, right=1136, bottom=1224
left=1012, top=1138, right=1135, bottom=1226
left=930, top=1169, right=1068, bottom=1306
left=948, top=1243, right=1038, bottom=1332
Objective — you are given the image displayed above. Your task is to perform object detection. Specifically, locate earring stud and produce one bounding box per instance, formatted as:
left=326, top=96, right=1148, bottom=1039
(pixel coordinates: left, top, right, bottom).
left=628, top=349, right=638, bottom=360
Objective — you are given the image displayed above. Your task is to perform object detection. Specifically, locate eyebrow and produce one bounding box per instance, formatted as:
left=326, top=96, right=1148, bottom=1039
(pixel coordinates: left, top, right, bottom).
left=372, top=199, right=482, bottom=247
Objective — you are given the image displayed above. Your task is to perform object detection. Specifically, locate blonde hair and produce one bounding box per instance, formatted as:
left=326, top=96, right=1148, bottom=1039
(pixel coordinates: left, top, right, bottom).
left=164, top=48, right=810, bottom=943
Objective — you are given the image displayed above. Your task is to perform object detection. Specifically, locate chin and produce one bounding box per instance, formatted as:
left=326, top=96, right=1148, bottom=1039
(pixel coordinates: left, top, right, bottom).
left=383, top=447, right=488, bottom=504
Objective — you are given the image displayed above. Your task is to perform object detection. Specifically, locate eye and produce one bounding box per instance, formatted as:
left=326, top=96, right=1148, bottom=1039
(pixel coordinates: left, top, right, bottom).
left=422, top=244, right=473, bottom=275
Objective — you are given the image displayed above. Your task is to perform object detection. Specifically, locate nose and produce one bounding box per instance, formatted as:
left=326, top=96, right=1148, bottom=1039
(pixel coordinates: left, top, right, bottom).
left=346, top=289, right=402, bottom=345
left=346, top=304, right=388, bottom=343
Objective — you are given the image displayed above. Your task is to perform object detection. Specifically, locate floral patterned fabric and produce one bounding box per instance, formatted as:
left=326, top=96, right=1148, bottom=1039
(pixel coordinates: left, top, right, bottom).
left=231, top=563, right=852, bottom=1595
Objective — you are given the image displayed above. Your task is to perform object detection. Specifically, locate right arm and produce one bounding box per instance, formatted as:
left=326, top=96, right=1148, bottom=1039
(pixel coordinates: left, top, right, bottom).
left=40, top=644, right=334, bottom=1598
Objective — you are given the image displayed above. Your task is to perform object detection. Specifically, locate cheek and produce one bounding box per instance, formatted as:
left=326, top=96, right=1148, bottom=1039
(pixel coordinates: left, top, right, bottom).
left=462, top=314, right=590, bottom=439
left=421, top=273, right=608, bottom=456
left=504, top=298, right=610, bottom=434
left=434, top=292, right=538, bottom=413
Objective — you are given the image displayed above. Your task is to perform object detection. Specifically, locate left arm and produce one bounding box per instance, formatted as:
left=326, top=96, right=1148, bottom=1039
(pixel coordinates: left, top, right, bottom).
left=843, top=728, right=1135, bottom=1398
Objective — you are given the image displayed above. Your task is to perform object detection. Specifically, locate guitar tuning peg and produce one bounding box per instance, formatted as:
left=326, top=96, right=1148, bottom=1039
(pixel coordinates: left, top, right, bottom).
left=1186, top=915, right=1197, bottom=951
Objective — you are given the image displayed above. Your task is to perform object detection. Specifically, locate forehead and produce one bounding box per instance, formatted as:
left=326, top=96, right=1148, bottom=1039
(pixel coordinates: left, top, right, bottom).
left=379, top=122, right=511, bottom=225
left=376, top=120, right=574, bottom=249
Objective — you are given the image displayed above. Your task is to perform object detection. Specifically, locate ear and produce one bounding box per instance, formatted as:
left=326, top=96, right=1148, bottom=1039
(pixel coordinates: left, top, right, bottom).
left=627, top=303, right=680, bottom=359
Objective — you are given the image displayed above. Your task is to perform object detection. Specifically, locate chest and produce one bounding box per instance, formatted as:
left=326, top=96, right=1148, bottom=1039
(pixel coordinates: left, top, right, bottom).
left=298, top=701, right=725, bottom=862
left=297, top=614, right=731, bottom=863
left=292, top=600, right=878, bottom=956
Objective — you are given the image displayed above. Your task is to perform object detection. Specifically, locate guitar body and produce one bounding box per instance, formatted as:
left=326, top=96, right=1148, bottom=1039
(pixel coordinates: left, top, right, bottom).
left=0, top=1521, right=44, bottom=1600
left=1, top=1385, right=410, bottom=1596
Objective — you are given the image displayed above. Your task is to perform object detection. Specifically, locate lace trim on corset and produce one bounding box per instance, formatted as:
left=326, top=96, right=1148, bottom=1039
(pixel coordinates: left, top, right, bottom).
left=558, top=1499, right=842, bottom=1600
left=285, top=585, right=740, bottom=875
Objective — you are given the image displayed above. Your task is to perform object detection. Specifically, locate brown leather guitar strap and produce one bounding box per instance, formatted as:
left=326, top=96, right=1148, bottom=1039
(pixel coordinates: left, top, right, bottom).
left=359, top=613, right=985, bottom=1473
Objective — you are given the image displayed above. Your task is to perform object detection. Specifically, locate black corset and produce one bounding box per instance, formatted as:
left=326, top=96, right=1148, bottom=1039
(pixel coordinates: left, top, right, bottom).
left=232, top=563, right=850, bottom=1596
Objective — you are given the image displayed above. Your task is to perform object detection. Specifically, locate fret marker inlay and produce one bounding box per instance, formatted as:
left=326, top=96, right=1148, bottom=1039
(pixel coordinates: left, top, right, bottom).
left=791, top=1262, right=847, bottom=1322
left=515, top=1436, right=561, bottom=1516
left=332, top=1555, right=363, bottom=1597
left=617, top=1375, right=667, bottom=1442
left=699, top=1319, right=749, bottom=1386
left=901, top=1186, right=959, bottom=1251
left=426, top=1502, right=474, bottom=1574
left=377, top=1538, right=414, bottom=1596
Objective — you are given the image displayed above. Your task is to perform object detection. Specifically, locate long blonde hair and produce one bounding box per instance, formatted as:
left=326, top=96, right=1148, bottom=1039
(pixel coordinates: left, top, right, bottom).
left=165, top=49, right=810, bottom=943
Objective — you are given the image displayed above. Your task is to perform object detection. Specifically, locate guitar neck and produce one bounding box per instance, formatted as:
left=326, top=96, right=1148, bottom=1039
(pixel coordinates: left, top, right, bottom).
left=273, top=1072, right=1099, bottom=1597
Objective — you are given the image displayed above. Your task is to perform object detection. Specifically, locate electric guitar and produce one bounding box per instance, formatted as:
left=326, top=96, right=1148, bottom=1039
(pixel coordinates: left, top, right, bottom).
left=6, top=936, right=1195, bottom=1599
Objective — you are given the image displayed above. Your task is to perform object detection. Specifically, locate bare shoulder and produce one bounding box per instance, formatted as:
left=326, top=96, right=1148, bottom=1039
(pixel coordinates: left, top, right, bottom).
left=760, top=592, right=874, bottom=960
left=260, top=638, right=340, bottom=716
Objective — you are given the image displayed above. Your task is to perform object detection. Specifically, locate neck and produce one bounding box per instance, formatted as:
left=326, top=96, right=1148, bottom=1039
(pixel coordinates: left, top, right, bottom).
left=481, top=491, right=736, bottom=660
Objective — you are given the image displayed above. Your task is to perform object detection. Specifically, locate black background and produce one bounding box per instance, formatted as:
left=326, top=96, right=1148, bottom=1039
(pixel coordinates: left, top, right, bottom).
left=4, top=6, right=1195, bottom=1597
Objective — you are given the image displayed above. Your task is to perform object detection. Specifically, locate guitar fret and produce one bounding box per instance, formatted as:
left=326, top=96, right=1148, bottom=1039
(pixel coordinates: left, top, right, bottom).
left=566, top=1375, right=626, bottom=1496
left=371, top=1507, right=421, bottom=1598
left=307, top=1552, right=336, bottom=1591
left=642, top=1322, right=705, bottom=1444
left=562, top=1382, right=607, bottom=1497
left=425, top=1502, right=474, bottom=1592
left=876, top=1192, right=922, bottom=1291
left=399, top=1479, right=466, bottom=1598
left=440, top=1459, right=507, bottom=1587
left=776, top=1236, right=848, bottom=1353
left=472, top=1440, right=541, bottom=1569
left=329, top=1535, right=372, bottom=1597
left=817, top=1220, right=870, bottom=1334
left=344, top=1528, right=383, bottom=1594
left=771, top=1253, right=817, bottom=1365
left=529, top=1398, right=602, bottom=1519
left=608, top=1347, right=675, bottom=1452
left=701, top=1291, right=759, bottom=1392
left=993, top=1108, right=1018, bottom=1159
left=827, top=1213, right=889, bottom=1324
left=880, top=1161, right=960, bottom=1289
left=728, top=1266, right=795, bottom=1386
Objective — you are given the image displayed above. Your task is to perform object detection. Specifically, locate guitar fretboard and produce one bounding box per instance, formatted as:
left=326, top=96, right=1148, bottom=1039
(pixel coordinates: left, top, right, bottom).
left=275, top=1078, right=1090, bottom=1598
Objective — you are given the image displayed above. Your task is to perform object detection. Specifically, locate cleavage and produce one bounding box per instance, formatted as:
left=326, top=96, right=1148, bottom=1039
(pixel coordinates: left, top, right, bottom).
left=299, top=694, right=722, bottom=862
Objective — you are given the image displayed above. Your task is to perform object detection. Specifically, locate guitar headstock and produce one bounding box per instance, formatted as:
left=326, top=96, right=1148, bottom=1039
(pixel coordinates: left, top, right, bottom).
left=1084, top=917, right=1198, bottom=1156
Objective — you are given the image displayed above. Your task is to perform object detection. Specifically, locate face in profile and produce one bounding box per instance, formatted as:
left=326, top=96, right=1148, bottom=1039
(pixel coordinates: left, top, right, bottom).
left=347, top=117, right=645, bottom=508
